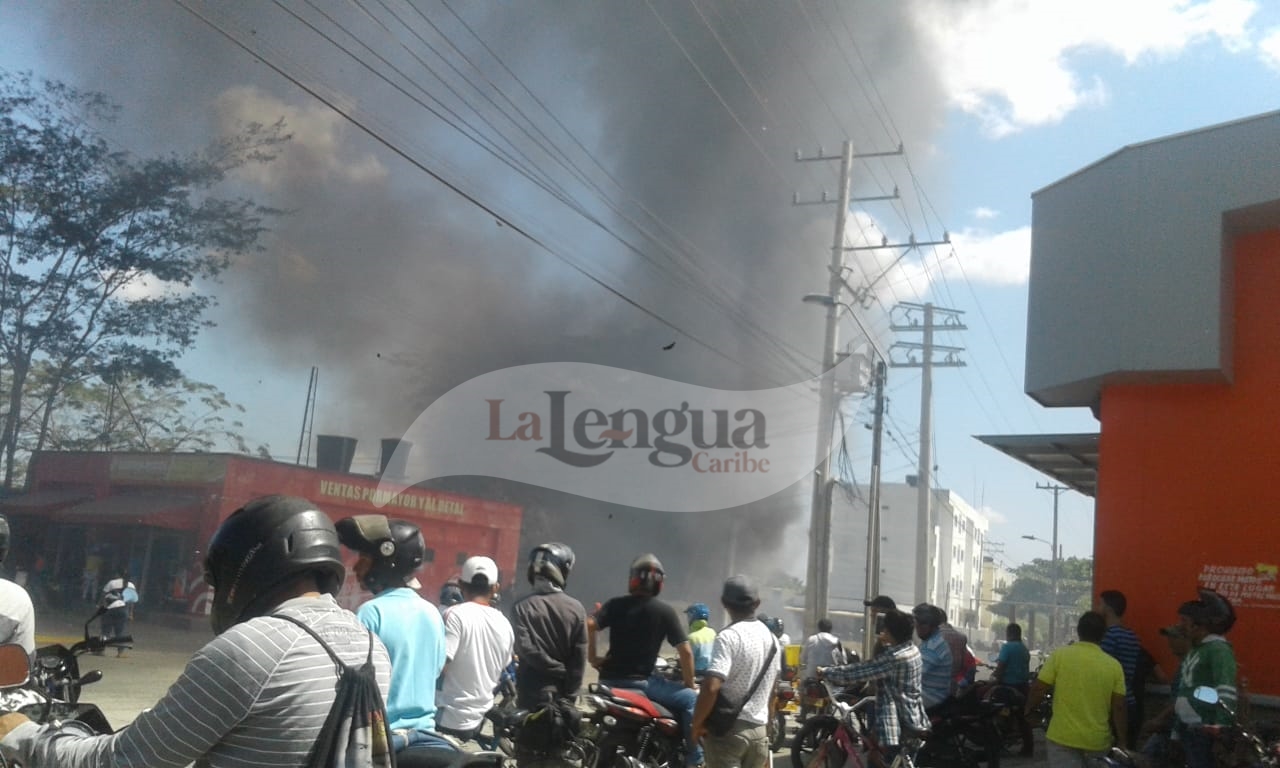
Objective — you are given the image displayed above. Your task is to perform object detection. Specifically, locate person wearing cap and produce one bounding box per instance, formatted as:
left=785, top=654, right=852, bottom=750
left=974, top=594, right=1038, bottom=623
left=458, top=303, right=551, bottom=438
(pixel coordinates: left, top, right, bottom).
left=438, top=555, right=515, bottom=743
left=685, top=603, right=718, bottom=677
left=0, top=495, right=394, bottom=768
left=691, top=575, right=780, bottom=768
left=993, top=623, right=1034, bottom=757
left=817, top=609, right=929, bottom=760
left=863, top=595, right=897, bottom=657
left=1139, top=622, right=1192, bottom=766
left=1173, top=594, right=1238, bottom=768
left=910, top=604, right=953, bottom=710
left=337, top=515, right=449, bottom=753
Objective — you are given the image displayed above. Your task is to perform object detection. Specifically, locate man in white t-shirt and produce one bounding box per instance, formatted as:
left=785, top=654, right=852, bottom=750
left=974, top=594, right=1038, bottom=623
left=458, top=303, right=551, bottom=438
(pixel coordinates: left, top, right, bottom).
left=438, top=556, right=515, bottom=742
left=692, top=575, right=781, bottom=768
left=0, top=517, right=34, bottom=656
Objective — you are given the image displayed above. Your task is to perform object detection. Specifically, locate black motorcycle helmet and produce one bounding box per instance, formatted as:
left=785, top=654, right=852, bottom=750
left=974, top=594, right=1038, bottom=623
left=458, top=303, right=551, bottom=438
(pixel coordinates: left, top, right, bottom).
left=335, top=514, right=426, bottom=594
left=528, top=542, right=575, bottom=588
left=440, top=578, right=464, bottom=608
left=204, top=495, right=345, bottom=635
left=628, top=553, right=665, bottom=596
left=0, top=515, right=9, bottom=565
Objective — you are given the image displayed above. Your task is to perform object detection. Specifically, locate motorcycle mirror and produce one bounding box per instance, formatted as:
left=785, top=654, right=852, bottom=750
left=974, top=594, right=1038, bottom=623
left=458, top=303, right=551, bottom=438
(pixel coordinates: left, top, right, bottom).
left=0, top=643, right=30, bottom=687
left=78, top=670, right=103, bottom=687
left=1192, top=685, right=1219, bottom=705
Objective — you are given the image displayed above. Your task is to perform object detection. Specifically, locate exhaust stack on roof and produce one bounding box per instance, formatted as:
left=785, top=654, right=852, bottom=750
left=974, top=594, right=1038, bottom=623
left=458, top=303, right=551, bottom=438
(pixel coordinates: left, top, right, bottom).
left=315, top=435, right=358, bottom=473
left=379, top=438, right=412, bottom=480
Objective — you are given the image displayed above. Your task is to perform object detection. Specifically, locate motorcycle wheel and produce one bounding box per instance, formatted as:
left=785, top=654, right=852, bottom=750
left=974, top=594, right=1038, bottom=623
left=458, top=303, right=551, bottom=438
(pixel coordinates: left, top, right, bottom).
left=791, top=715, right=839, bottom=768
left=769, top=711, right=788, bottom=752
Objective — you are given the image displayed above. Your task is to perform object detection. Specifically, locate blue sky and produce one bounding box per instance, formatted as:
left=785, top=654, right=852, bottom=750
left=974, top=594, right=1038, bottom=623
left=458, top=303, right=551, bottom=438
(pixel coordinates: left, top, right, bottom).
left=5, top=0, right=1280, bottom=574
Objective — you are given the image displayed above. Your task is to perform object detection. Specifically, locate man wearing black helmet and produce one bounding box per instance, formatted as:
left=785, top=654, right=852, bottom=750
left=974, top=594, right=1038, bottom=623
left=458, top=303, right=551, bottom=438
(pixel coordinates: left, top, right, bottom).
left=1173, top=591, right=1238, bottom=768
left=590, top=553, right=701, bottom=768
left=0, top=495, right=393, bottom=768
left=337, top=514, right=449, bottom=753
left=512, top=542, right=587, bottom=709
left=0, top=516, right=34, bottom=657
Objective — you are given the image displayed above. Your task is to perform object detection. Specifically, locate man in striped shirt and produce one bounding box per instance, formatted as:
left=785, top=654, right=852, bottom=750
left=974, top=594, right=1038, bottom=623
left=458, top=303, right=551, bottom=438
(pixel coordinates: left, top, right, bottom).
left=0, top=495, right=394, bottom=768
left=1096, top=589, right=1141, bottom=746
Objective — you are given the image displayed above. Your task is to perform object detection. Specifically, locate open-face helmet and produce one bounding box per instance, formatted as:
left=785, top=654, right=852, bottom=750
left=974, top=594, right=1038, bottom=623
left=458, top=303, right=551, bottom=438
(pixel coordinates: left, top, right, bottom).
left=335, top=514, right=426, bottom=594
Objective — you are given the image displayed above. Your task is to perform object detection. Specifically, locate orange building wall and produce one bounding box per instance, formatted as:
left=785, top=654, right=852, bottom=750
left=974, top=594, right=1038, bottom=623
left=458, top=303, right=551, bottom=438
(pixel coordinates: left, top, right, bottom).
left=1097, top=229, right=1280, bottom=697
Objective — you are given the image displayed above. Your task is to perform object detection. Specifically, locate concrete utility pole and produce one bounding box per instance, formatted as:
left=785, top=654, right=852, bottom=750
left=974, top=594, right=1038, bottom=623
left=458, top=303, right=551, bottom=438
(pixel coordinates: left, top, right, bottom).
left=862, top=359, right=886, bottom=660
left=794, top=141, right=905, bottom=633
left=797, top=141, right=853, bottom=635
left=891, top=302, right=965, bottom=605
left=1037, top=482, right=1069, bottom=646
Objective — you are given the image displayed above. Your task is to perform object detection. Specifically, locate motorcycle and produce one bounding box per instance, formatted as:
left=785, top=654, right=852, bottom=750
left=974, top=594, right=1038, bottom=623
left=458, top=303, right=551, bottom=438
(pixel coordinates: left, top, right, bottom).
left=483, top=696, right=595, bottom=768
left=1188, top=684, right=1274, bottom=768
left=580, top=682, right=686, bottom=768
left=0, top=639, right=117, bottom=768
left=29, top=606, right=130, bottom=721
left=771, top=677, right=797, bottom=752
left=915, top=688, right=1003, bottom=768
left=968, top=681, right=1029, bottom=758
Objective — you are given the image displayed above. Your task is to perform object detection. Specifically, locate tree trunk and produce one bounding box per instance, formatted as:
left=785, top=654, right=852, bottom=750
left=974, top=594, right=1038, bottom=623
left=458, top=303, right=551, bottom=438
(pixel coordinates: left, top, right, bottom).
left=1, top=355, right=31, bottom=489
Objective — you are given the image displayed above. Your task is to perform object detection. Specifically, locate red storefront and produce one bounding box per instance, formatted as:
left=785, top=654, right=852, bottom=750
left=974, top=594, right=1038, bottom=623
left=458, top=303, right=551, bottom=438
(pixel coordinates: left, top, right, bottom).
left=0, top=451, right=523, bottom=619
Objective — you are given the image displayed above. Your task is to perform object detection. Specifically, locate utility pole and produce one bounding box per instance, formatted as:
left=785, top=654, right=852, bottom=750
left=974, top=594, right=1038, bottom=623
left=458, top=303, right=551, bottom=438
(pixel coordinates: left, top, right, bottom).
left=796, top=140, right=853, bottom=635
left=793, top=141, right=902, bottom=633
left=862, top=359, right=886, bottom=660
left=891, top=302, right=965, bottom=605
left=1037, top=482, right=1068, bottom=646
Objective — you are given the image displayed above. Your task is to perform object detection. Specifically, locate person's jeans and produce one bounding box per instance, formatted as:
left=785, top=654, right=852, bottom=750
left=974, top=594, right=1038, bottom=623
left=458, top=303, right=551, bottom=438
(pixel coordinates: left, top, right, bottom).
left=601, top=677, right=702, bottom=766
left=1181, top=728, right=1215, bottom=768
left=392, top=729, right=457, bottom=753
left=1045, top=739, right=1106, bottom=768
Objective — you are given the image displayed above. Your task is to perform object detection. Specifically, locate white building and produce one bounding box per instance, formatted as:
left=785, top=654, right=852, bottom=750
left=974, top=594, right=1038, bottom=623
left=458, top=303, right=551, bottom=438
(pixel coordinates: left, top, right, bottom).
left=829, top=477, right=990, bottom=637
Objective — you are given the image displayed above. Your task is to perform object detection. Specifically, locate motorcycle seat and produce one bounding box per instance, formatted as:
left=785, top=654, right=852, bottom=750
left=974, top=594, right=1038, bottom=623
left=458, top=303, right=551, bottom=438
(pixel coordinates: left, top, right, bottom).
left=484, top=707, right=529, bottom=730
left=397, top=746, right=504, bottom=768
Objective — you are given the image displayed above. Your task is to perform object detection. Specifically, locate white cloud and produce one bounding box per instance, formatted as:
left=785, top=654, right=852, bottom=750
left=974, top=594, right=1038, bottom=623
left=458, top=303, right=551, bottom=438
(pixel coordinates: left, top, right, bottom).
left=914, top=0, right=1259, bottom=136
left=972, top=207, right=1000, bottom=220
left=981, top=505, right=1009, bottom=525
left=1260, top=26, right=1280, bottom=69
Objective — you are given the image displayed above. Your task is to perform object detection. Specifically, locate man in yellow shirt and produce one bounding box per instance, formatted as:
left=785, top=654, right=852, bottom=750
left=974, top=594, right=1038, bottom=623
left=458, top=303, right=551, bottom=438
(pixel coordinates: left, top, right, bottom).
left=1025, top=612, right=1126, bottom=767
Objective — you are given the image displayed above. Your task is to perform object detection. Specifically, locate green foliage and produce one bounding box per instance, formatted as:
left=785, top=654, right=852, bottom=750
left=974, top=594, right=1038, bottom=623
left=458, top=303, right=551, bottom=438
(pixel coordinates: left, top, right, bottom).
left=985, top=556, right=1094, bottom=648
left=17, top=362, right=256, bottom=454
left=0, top=71, right=286, bottom=485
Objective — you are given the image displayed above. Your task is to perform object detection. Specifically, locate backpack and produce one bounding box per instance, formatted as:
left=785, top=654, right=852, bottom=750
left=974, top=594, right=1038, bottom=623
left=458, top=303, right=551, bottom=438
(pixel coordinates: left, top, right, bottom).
left=275, top=615, right=395, bottom=768
left=514, top=696, right=582, bottom=756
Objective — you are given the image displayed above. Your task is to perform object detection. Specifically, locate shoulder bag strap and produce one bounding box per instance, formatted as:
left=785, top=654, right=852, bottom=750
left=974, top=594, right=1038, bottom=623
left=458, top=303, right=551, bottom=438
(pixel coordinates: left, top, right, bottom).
left=729, top=633, right=778, bottom=721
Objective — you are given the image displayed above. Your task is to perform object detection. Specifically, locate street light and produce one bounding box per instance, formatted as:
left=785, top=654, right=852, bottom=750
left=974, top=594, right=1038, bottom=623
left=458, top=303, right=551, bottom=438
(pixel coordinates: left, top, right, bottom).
left=1022, top=534, right=1062, bottom=646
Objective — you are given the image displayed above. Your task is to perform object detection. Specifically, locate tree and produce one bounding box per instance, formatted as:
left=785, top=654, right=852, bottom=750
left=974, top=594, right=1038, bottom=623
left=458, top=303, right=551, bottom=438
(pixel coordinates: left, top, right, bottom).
left=0, top=71, right=285, bottom=486
left=23, top=365, right=261, bottom=454
left=986, top=556, right=1093, bottom=648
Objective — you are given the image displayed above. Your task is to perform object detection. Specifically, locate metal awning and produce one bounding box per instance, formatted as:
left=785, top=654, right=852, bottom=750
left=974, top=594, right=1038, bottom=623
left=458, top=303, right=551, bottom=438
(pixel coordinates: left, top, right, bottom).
left=0, top=488, right=92, bottom=512
left=52, top=492, right=205, bottom=529
left=974, top=433, right=1100, bottom=498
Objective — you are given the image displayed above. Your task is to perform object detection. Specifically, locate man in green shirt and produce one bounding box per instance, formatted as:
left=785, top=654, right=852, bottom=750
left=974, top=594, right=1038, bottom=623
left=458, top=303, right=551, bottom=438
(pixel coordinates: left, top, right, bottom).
left=1173, top=593, right=1238, bottom=768
left=1025, top=612, right=1126, bottom=768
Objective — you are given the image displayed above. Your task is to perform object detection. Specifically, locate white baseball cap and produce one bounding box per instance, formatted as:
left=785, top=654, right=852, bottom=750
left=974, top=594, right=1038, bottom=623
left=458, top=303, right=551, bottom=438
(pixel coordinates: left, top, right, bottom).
left=461, top=556, right=499, bottom=586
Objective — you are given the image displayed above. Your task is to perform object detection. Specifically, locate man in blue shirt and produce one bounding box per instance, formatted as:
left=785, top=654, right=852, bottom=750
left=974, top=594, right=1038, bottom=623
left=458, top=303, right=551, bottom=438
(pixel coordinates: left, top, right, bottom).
left=911, top=604, right=953, bottom=711
left=338, top=515, right=449, bottom=753
left=1096, top=589, right=1141, bottom=747
left=993, top=622, right=1034, bottom=757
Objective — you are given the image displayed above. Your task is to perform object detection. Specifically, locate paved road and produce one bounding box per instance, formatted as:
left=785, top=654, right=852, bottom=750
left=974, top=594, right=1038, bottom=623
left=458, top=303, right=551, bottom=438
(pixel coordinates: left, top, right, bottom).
left=33, top=609, right=1056, bottom=767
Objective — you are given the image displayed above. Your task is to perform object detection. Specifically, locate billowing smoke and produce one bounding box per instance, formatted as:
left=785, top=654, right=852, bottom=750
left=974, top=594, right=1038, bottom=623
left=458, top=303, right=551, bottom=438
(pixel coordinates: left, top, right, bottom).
left=13, top=0, right=947, bottom=610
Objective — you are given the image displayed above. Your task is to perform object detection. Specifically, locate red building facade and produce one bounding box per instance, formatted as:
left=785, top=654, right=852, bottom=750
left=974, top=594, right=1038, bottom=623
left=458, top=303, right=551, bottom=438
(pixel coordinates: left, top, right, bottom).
left=1, top=451, right=523, bottom=619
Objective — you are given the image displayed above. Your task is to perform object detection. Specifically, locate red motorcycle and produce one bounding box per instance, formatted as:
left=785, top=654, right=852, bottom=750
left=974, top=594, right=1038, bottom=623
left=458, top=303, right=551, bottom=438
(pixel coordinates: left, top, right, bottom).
left=580, top=683, right=686, bottom=768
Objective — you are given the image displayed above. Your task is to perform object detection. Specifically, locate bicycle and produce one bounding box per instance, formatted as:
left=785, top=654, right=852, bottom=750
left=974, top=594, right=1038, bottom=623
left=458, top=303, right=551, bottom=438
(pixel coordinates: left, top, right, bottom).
left=791, top=680, right=924, bottom=768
